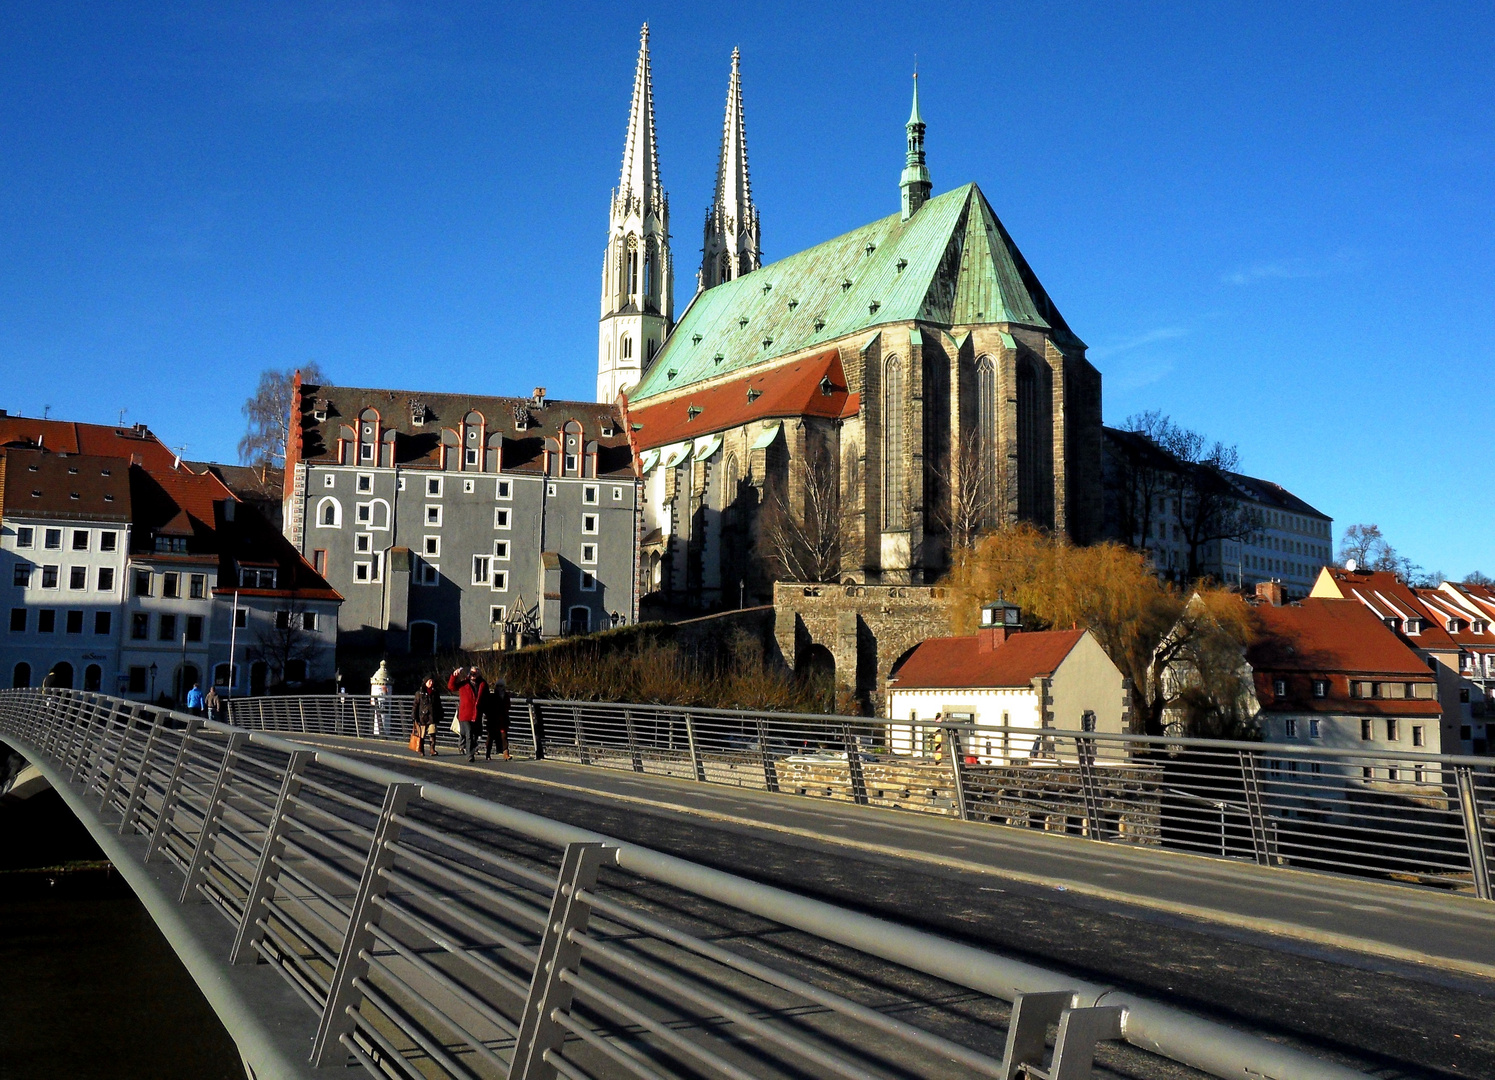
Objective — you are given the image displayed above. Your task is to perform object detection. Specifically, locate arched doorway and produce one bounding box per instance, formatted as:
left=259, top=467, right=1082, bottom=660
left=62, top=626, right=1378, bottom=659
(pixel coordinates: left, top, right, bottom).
left=567, top=606, right=591, bottom=635
left=47, top=662, right=74, bottom=689
left=84, top=664, right=102, bottom=692
left=12, top=662, right=30, bottom=689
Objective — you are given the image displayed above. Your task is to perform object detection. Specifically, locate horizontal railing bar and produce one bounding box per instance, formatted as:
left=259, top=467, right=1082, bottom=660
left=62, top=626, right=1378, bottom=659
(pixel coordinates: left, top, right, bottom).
left=371, top=894, right=534, bottom=1004
left=365, top=921, right=523, bottom=1037
left=360, top=947, right=513, bottom=1075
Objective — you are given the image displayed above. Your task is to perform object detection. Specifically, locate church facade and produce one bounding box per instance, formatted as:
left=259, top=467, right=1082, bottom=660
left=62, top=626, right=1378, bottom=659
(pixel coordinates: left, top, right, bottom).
left=602, top=36, right=1104, bottom=608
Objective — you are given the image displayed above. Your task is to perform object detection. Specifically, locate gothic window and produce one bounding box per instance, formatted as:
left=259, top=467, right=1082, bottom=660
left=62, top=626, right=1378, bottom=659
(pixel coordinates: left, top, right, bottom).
left=616, top=242, right=628, bottom=300
left=719, top=253, right=731, bottom=284
left=627, top=238, right=639, bottom=299
left=977, top=355, right=998, bottom=518
left=643, top=240, right=656, bottom=300
left=883, top=356, right=905, bottom=529
left=620, top=335, right=633, bottom=361
left=1015, top=356, right=1049, bottom=526
left=843, top=443, right=861, bottom=507
left=719, top=454, right=740, bottom=513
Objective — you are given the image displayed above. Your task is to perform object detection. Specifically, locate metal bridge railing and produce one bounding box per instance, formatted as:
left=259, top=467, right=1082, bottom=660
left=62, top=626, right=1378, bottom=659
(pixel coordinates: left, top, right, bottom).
left=227, top=695, right=1495, bottom=902
left=2, top=687, right=1371, bottom=1080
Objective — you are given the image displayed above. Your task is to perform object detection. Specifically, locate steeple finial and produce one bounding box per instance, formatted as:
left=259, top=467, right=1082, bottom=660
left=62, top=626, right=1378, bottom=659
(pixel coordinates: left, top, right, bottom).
left=618, top=22, right=662, bottom=205
left=699, top=46, right=761, bottom=291
left=900, top=71, right=931, bottom=220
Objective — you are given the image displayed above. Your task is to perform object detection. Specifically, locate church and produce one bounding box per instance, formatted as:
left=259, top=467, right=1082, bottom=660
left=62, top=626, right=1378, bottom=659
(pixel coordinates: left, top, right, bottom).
left=601, top=27, right=1105, bottom=608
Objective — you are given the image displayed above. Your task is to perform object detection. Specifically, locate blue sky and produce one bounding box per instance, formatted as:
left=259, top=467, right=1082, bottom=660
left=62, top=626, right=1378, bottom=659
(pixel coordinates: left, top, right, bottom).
left=0, top=2, right=1489, bottom=576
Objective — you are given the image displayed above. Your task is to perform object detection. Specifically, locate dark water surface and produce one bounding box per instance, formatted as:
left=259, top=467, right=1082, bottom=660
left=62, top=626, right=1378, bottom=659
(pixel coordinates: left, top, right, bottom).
left=0, top=789, right=243, bottom=1080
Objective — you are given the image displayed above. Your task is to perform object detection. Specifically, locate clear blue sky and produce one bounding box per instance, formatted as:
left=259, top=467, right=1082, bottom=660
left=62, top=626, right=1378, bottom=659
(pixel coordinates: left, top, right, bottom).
left=1, top=2, right=1489, bottom=577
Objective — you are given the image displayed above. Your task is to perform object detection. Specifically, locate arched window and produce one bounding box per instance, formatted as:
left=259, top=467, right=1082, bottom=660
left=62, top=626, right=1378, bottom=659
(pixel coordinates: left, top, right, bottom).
left=643, top=242, right=655, bottom=299
left=627, top=238, right=639, bottom=298
left=843, top=443, right=861, bottom=508
left=12, top=662, right=30, bottom=689
left=316, top=497, right=342, bottom=528
left=1016, top=357, right=1047, bottom=525
left=719, top=454, right=740, bottom=512
left=84, top=664, right=102, bottom=692
left=49, top=662, right=74, bottom=689
left=883, top=356, right=905, bottom=528
left=718, top=253, right=731, bottom=284
left=358, top=408, right=380, bottom=465
left=568, top=606, right=591, bottom=635
left=620, top=335, right=633, bottom=361
left=977, top=355, right=998, bottom=520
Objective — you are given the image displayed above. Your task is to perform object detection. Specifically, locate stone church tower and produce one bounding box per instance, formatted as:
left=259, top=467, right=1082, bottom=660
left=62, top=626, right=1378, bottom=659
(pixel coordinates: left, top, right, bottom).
left=698, top=49, right=761, bottom=292
left=597, top=25, right=674, bottom=404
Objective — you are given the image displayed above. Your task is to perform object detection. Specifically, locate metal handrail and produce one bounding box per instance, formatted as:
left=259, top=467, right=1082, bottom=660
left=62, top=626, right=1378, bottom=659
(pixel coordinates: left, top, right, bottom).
left=0, top=687, right=1372, bottom=1080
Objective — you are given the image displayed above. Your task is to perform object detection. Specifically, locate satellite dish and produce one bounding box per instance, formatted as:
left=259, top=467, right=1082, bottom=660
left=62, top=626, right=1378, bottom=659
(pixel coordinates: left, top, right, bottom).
left=1345, top=558, right=1358, bottom=572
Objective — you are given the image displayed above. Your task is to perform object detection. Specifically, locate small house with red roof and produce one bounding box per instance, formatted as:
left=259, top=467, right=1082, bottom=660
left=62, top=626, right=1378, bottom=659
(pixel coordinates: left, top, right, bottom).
left=885, top=601, right=1128, bottom=763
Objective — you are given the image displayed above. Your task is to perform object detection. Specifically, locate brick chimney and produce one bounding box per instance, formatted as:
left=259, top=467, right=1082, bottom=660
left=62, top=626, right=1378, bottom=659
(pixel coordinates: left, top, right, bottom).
left=1255, top=580, right=1286, bottom=607
left=978, top=601, right=1023, bottom=652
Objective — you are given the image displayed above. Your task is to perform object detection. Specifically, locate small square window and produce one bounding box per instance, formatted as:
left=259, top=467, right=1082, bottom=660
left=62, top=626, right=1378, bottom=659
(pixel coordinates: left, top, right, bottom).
left=44, top=528, right=62, bottom=550
left=1361, top=718, right=1373, bottom=741
left=496, top=479, right=512, bottom=499
left=1273, top=678, right=1286, bottom=697
left=426, top=504, right=442, bottom=526
left=72, top=530, right=89, bottom=551
left=354, top=562, right=371, bottom=582
left=472, top=555, right=490, bottom=586
left=356, top=533, right=372, bottom=553
left=423, top=536, right=440, bottom=556
left=359, top=442, right=375, bottom=462
left=189, top=574, right=206, bottom=599
left=583, top=485, right=598, bottom=504
left=65, top=609, right=83, bottom=634
left=580, top=571, right=596, bottom=591
left=1412, top=725, right=1424, bottom=747
left=397, top=476, right=406, bottom=491
left=186, top=615, right=204, bottom=642
left=94, top=610, right=111, bottom=635
left=427, top=476, right=442, bottom=497
left=38, top=609, right=56, bottom=633
left=324, top=473, right=336, bottom=488
left=1308, top=718, right=1320, bottom=739
left=582, top=514, right=598, bottom=534
left=565, top=454, right=579, bottom=473
left=418, top=561, right=438, bottom=585
left=1284, top=717, right=1297, bottom=738
left=546, top=483, right=557, bottom=497
left=162, top=572, right=180, bottom=599
left=16, top=527, right=34, bottom=548
left=490, top=604, right=506, bottom=625
left=41, top=565, right=59, bottom=589
left=465, top=450, right=478, bottom=468
left=613, top=486, right=624, bottom=501
left=158, top=613, right=177, bottom=641
left=1311, top=679, right=1327, bottom=698
left=357, top=503, right=372, bottom=523
left=492, top=569, right=508, bottom=591
left=581, top=544, right=597, bottom=564
left=357, top=473, right=373, bottom=492
left=494, top=508, right=511, bottom=529
left=463, top=477, right=476, bottom=492
left=493, top=540, right=510, bottom=561
left=12, top=562, right=31, bottom=587
left=69, top=566, right=87, bottom=590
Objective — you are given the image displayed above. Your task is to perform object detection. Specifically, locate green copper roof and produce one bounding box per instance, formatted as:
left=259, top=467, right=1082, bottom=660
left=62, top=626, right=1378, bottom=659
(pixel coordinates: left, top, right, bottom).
left=630, top=183, right=1082, bottom=402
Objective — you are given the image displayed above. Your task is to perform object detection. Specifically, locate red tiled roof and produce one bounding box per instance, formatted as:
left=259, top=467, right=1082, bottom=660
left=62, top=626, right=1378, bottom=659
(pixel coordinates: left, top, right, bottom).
left=0, top=417, right=178, bottom=472
left=890, top=630, right=1085, bottom=690
left=0, top=449, right=131, bottom=522
left=624, top=349, right=857, bottom=450
left=1314, top=567, right=1459, bottom=651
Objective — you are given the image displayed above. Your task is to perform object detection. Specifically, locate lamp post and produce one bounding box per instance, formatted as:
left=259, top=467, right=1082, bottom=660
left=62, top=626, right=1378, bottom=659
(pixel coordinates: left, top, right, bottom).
left=148, top=662, right=157, bottom=703
left=335, top=669, right=344, bottom=735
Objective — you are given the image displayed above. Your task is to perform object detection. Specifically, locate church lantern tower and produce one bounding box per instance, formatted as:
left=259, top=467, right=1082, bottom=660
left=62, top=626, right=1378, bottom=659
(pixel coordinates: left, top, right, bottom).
left=598, top=24, right=674, bottom=404
left=699, top=48, right=760, bottom=292
left=900, top=73, right=932, bottom=220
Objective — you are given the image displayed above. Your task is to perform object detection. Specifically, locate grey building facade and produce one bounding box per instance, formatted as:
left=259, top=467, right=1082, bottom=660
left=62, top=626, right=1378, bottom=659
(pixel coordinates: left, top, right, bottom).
left=284, top=381, right=639, bottom=654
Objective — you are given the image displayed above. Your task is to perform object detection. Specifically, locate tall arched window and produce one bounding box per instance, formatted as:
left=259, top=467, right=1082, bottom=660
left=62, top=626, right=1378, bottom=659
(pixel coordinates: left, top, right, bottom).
left=719, top=454, right=740, bottom=512
left=620, top=335, right=633, bottom=361
left=627, top=238, right=639, bottom=299
left=643, top=241, right=656, bottom=300
left=718, top=253, right=731, bottom=284
left=316, top=497, right=342, bottom=528
left=977, top=355, right=998, bottom=520
left=12, top=662, right=30, bottom=689
left=843, top=443, right=862, bottom=508
left=616, top=242, right=628, bottom=300
left=883, top=356, right=905, bottom=529
left=1016, top=357, right=1047, bottom=525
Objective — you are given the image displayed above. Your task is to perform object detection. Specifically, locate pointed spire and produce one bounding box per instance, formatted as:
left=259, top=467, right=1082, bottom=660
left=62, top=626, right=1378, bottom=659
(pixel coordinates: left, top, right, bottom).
left=900, top=72, right=932, bottom=220
left=618, top=23, right=662, bottom=206
left=699, top=47, right=761, bottom=291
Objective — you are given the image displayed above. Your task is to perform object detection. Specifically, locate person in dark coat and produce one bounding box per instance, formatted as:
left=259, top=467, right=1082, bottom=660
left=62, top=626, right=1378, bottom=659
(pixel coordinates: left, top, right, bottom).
left=484, top=677, right=512, bottom=761
left=448, top=667, right=487, bottom=762
left=411, top=677, right=443, bottom=756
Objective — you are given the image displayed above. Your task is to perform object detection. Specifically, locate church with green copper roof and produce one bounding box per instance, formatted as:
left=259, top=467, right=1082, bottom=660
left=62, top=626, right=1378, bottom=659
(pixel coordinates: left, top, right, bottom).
left=602, top=39, right=1103, bottom=608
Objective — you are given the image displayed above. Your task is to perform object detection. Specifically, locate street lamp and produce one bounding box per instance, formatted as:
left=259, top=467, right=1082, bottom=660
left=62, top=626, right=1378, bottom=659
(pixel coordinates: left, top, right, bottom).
left=148, top=662, right=158, bottom=703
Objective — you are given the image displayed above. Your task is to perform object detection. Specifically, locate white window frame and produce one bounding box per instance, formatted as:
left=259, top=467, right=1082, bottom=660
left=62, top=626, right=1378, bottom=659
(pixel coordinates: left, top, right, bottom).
left=491, top=569, right=509, bottom=592
left=423, top=535, right=440, bottom=557
left=463, top=477, right=476, bottom=493
left=580, top=571, right=597, bottom=592
left=472, top=555, right=491, bottom=586
left=582, top=514, right=598, bottom=535
left=72, top=529, right=90, bottom=551
left=494, top=507, right=511, bottom=530
left=354, top=561, right=372, bottom=582
left=324, top=473, right=336, bottom=488
left=425, top=504, right=443, bottom=527
left=490, top=605, right=506, bottom=625
left=581, top=543, right=597, bottom=565
left=496, top=479, right=512, bottom=499
left=546, top=483, right=557, bottom=497
left=16, top=526, right=34, bottom=548
left=317, top=497, right=343, bottom=528
left=356, top=472, right=374, bottom=493
left=613, top=486, right=624, bottom=501
left=493, top=540, right=510, bottom=561
left=417, top=560, right=439, bottom=586
left=355, top=533, right=373, bottom=554
left=464, top=450, right=479, bottom=468
left=583, top=485, right=598, bottom=505
left=426, top=476, right=443, bottom=498
left=355, top=501, right=372, bottom=524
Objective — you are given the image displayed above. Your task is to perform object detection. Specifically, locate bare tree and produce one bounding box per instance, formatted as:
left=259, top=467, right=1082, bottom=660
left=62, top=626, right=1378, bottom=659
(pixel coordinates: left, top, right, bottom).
left=239, top=363, right=327, bottom=467
left=761, top=441, right=846, bottom=583
left=1466, top=570, right=1494, bottom=587
left=247, top=599, right=321, bottom=689
left=1111, top=414, right=1175, bottom=553
left=1335, top=523, right=1432, bottom=583
left=931, top=429, right=1007, bottom=554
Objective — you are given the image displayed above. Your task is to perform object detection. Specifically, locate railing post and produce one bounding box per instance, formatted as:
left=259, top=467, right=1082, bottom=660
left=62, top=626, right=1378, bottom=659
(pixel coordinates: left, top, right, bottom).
left=573, top=705, right=591, bottom=766
left=298, top=698, right=307, bottom=734
left=757, top=718, right=779, bottom=793
left=83, top=699, right=128, bottom=791
left=624, top=708, right=644, bottom=773
left=1239, top=750, right=1275, bottom=866
left=999, top=990, right=1122, bottom=1080
left=684, top=712, right=706, bottom=783
left=508, top=842, right=611, bottom=1080
left=231, top=749, right=314, bottom=964
left=146, top=716, right=201, bottom=862
left=118, top=708, right=169, bottom=835
left=842, top=722, right=868, bottom=805
left=60, top=695, right=95, bottom=777
left=1456, top=766, right=1492, bottom=901
left=1077, top=736, right=1104, bottom=840
left=310, top=781, right=419, bottom=1065
left=97, top=705, right=144, bottom=816
left=946, top=725, right=970, bottom=821
left=180, top=731, right=249, bottom=903
left=529, top=700, right=545, bottom=760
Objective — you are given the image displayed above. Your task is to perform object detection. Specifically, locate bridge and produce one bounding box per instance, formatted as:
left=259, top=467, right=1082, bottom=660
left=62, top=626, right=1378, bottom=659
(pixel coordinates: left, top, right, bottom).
left=3, top=690, right=1492, bottom=1080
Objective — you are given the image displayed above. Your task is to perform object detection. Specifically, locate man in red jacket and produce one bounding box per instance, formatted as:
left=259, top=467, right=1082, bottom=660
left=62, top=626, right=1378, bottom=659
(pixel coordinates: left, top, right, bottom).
left=448, top=667, right=487, bottom=762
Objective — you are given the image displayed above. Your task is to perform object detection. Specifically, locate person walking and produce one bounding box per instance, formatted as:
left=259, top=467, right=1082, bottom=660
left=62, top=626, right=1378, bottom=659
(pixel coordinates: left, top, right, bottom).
left=185, top=682, right=205, bottom=715
left=203, top=685, right=222, bottom=723
left=448, top=667, right=487, bottom=762
left=411, top=677, right=443, bottom=756
left=484, top=677, right=512, bottom=761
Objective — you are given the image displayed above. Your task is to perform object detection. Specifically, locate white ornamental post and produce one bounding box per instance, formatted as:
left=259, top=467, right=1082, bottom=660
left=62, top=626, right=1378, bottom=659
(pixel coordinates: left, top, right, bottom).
left=369, top=660, right=391, bottom=738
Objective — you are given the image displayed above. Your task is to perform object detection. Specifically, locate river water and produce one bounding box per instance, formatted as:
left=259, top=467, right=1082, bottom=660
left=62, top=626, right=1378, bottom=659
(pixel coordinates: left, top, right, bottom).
left=0, top=787, right=244, bottom=1080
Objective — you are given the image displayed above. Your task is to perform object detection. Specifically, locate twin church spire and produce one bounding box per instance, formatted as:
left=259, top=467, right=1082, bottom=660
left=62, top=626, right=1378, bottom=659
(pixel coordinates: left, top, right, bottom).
left=597, top=30, right=930, bottom=402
